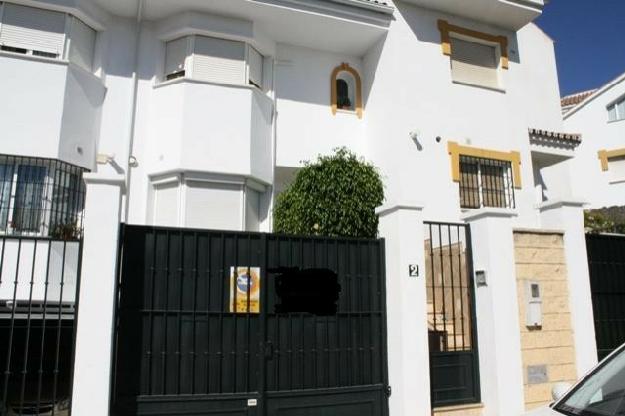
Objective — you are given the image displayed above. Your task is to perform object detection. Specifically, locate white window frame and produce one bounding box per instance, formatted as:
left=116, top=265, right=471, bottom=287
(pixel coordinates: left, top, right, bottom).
left=607, top=96, right=625, bottom=122
left=0, top=161, right=52, bottom=237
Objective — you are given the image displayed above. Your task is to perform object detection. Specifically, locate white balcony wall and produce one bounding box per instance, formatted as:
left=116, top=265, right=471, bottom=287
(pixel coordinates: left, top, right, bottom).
left=149, top=81, right=273, bottom=184
left=0, top=55, right=105, bottom=170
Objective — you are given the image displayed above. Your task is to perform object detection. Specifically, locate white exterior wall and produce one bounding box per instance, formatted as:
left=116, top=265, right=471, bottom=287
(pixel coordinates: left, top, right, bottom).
left=275, top=44, right=366, bottom=167
left=363, top=5, right=564, bottom=228
left=564, top=76, right=625, bottom=208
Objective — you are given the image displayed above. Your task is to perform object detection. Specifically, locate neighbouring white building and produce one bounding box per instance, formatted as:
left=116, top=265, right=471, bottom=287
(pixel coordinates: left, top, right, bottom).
left=563, top=72, right=625, bottom=208
left=0, top=0, right=601, bottom=415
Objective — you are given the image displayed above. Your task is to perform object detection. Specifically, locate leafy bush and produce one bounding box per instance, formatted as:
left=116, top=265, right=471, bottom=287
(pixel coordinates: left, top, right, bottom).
left=273, top=148, right=384, bottom=238
left=585, top=206, right=625, bottom=234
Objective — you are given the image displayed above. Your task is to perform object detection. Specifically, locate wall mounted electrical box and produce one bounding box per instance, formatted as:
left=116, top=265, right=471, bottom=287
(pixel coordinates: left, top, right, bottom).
left=526, top=281, right=543, bottom=328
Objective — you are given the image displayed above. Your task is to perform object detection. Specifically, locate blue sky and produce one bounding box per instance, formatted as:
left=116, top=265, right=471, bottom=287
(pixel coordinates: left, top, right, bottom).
left=535, top=0, right=625, bottom=97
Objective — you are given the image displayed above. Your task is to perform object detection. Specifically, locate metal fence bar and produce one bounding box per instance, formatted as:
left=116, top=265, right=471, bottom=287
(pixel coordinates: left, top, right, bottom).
left=425, top=221, right=480, bottom=407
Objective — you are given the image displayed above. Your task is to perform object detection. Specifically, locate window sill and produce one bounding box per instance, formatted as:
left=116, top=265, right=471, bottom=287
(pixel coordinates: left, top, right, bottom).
left=607, top=118, right=625, bottom=124
left=452, top=80, right=506, bottom=94
left=0, top=50, right=103, bottom=83
left=0, top=49, right=69, bottom=66
left=155, top=76, right=266, bottom=94
left=336, top=108, right=358, bottom=116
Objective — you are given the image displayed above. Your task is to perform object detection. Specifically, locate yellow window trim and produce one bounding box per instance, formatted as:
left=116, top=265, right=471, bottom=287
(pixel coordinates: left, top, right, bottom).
left=437, top=19, right=509, bottom=70
left=598, top=148, right=625, bottom=171
left=331, top=63, right=363, bottom=119
left=448, top=141, right=522, bottom=188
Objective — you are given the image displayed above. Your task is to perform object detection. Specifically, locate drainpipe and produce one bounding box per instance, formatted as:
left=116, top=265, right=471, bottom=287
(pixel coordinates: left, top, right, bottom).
left=122, top=0, right=144, bottom=223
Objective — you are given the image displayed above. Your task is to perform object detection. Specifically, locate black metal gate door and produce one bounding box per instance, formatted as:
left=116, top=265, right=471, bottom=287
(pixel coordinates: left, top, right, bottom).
left=424, top=222, right=480, bottom=407
left=586, top=233, right=625, bottom=360
left=112, top=225, right=389, bottom=416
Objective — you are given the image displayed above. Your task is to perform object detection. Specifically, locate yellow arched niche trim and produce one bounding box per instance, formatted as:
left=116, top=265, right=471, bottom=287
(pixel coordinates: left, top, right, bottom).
left=331, top=63, right=363, bottom=119
left=448, top=141, right=522, bottom=189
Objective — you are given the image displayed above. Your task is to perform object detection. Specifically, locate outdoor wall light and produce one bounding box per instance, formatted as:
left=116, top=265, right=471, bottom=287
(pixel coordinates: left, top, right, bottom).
left=410, top=131, right=423, bottom=151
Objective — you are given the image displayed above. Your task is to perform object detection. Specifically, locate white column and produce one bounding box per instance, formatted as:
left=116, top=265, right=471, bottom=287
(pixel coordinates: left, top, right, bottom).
left=376, top=202, right=430, bottom=416
left=463, top=208, right=525, bottom=416
left=71, top=173, right=125, bottom=416
left=539, top=199, right=598, bottom=376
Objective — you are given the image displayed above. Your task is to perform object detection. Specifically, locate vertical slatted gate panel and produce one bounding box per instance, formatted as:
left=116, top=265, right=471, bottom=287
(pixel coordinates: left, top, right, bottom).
left=263, top=236, right=385, bottom=392
left=587, top=234, right=625, bottom=360
left=113, top=225, right=388, bottom=416
left=425, top=222, right=480, bottom=408
left=114, top=227, right=264, bottom=415
left=263, top=236, right=387, bottom=416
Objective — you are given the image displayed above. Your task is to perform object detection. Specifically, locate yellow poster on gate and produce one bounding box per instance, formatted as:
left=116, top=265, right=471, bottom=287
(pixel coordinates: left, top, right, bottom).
left=229, top=267, right=261, bottom=313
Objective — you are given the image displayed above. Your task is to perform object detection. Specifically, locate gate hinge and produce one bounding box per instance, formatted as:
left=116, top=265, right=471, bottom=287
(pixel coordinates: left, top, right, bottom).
left=385, top=385, right=392, bottom=397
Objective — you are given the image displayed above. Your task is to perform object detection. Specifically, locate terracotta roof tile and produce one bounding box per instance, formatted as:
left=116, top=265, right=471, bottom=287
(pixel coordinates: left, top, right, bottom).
left=561, top=89, right=597, bottom=108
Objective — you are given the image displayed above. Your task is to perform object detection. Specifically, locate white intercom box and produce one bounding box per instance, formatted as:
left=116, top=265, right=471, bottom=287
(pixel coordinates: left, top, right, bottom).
left=526, top=281, right=543, bottom=328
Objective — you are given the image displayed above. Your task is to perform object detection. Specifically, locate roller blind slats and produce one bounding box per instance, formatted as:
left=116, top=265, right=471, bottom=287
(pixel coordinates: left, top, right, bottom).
left=193, top=36, right=246, bottom=85
left=451, top=37, right=499, bottom=89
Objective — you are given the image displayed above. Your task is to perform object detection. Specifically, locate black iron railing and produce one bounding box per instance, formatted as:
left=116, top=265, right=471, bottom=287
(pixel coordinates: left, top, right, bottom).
left=0, top=235, right=82, bottom=416
left=459, top=155, right=515, bottom=210
left=0, top=155, right=87, bottom=239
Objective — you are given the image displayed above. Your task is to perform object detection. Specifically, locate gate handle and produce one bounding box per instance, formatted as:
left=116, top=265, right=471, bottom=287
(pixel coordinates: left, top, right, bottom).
left=264, top=341, right=274, bottom=359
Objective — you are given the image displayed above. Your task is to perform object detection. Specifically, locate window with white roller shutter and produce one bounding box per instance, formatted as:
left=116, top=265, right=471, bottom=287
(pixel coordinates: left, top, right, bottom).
left=153, top=182, right=180, bottom=227
left=161, top=35, right=265, bottom=88
left=450, top=37, right=500, bottom=89
left=184, top=181, right=242, bottom=230
left=0, top=3, right=66, bottom=57
left=0, top=3, right=98, bottom=71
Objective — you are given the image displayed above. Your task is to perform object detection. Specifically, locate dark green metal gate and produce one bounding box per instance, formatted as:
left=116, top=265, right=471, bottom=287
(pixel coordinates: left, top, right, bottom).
left=425, top=222, right=480, bottom=407
left=112, top=224, right=389, bottom=416
left=587, top=233, right=625, bottom=360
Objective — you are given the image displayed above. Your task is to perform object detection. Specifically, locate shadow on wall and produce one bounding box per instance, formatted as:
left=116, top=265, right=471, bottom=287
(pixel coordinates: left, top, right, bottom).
left=394, top=1, right=522, bottom=66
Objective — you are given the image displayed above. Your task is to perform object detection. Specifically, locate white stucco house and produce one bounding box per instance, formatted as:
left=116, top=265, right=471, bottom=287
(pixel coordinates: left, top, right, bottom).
left=563, top=72, right=625, bottom=209
left=0, top=0, right=601, bottom=415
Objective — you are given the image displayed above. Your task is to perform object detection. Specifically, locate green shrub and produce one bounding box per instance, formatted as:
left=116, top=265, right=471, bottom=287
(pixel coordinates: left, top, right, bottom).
left=585, top=206, right=625, bottom=234
left=273, top=148, right=384, bottom=238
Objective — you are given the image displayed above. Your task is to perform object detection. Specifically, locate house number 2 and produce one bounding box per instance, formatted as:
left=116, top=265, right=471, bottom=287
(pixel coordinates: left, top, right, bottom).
left=408, top=264, right=419, bottom=277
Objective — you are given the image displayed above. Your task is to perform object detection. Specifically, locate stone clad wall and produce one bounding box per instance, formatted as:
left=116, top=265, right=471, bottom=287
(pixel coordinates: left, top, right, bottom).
left=513, top=230, right=578, bottom=410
